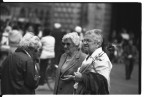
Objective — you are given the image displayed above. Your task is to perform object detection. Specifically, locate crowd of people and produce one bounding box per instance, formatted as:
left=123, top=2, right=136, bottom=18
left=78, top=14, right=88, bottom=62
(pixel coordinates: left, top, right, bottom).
left=108, top=28, right=139, bottom=65
left=0, top=19, right=139, bottom=94
left=108, top=28, right=139, bottom=80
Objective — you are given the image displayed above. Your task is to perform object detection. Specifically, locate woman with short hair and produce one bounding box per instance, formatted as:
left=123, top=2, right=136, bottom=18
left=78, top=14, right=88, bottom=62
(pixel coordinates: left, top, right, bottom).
left=54, top=32, right=87, bottom=94
left=1, top=32, right=42, bottom=94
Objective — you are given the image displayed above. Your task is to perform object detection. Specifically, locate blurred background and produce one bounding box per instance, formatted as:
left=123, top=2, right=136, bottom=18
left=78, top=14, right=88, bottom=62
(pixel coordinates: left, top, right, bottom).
left=0, top=2, right=141, bottom=94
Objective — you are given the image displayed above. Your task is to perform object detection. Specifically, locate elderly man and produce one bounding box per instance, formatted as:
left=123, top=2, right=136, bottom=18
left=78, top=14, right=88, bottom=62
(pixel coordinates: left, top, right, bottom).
left=74, top=29, right=112, bottom=94
left=1, top=32, right=42, bottom=94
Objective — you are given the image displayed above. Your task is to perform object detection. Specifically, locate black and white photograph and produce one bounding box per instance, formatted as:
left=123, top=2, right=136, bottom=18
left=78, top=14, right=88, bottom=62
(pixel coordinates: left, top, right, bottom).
left=0, top=2, right=141, bottom=95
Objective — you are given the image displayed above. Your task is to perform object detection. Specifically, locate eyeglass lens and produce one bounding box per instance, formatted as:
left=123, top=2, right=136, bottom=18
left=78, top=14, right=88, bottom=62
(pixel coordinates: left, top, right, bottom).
left=62, top=42, right=71, bottom=46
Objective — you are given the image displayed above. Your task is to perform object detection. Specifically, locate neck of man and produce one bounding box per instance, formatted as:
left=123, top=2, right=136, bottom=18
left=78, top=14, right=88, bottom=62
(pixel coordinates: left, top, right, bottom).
left=89, top=46, right=99, bottom=56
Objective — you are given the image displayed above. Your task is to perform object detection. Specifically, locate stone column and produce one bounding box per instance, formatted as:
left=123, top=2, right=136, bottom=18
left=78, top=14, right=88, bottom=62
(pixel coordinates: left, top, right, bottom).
left=86, top=3, right=112, bottom=42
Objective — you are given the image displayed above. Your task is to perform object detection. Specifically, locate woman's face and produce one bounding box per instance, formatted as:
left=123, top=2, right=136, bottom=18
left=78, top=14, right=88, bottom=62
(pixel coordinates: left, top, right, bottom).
left=62, top=38, right=76, bottom=55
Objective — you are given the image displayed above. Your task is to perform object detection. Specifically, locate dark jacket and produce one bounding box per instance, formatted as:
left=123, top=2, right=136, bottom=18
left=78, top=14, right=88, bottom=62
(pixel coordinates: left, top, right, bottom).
left=1, top=47, right=40, bottom=94
left=123, top=43, right=138, bottom=60
left=54, top=50, right=87, bottom=94
left=74, top=72, right=109, bottom=94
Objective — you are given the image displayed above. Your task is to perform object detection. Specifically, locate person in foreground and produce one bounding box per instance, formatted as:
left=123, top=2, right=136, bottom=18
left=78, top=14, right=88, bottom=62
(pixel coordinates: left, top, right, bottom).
left=1, top=32, right=42, bottom=94
left=74, top=29, right=112, bottom=94
left=54, top=32, right=87, bottom=94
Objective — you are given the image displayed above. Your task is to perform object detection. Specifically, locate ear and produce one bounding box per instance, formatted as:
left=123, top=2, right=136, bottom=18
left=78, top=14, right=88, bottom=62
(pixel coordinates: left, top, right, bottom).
left=95, top=41, right=101, bottom=48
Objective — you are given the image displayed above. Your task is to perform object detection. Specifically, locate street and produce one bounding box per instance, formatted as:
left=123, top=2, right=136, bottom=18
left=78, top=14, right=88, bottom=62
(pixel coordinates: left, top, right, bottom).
left=35, top=63, right=140, bottom=94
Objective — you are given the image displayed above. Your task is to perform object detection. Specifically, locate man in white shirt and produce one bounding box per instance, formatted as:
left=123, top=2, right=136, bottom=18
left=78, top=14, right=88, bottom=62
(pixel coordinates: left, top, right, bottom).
left=74, top=29, right=112, bottom=94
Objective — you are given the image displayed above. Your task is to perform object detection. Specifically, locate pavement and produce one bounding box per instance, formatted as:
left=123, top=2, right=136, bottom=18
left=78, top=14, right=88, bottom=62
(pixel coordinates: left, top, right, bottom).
left=36, top=81, right=54, bottom=94
left=35, top=63, right=140, bottom=94
left=110, top=63, right=139, bottom=94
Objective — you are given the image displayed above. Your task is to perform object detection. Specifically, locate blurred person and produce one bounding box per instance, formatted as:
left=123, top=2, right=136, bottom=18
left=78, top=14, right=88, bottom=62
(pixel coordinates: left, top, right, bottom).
left=37, top=26, right=43, bottom=39
left=0, top=26, right=11, bottom=51
left=25, top=24, right=35, bottom=35
left=1, top=32, right=41, bottom=94
left=51, top=23, right=65, bottom=66
left=54, top=32, right=87, bottom=94
left=39, top=28, right=55, bottom=85
left=8, top=24, right=23, bottom=54
left=75, top=26, right=84, bottom=49
left=120, top=28, right=130, bottom=48
left=123, top=39, right=138, bottom=80
left=0, top=26, right=12, bottom=75
left=73, top=29, right=112, bottom=94
left=0, top=25, right=12, bottom=79
left=110, top=39, right=123, bottom=64
left=104, top=42, right=115, bottom=62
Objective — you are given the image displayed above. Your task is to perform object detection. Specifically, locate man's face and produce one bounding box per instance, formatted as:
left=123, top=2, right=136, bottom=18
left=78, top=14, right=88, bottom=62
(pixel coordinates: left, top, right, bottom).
left=82, top=35, right=97, bottom=54
left=62, top=38, right=75, bottom=54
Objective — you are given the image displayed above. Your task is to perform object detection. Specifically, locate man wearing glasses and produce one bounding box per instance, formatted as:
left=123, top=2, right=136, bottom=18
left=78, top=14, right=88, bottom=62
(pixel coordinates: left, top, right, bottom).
left=74, top=29, right=112, bottom=94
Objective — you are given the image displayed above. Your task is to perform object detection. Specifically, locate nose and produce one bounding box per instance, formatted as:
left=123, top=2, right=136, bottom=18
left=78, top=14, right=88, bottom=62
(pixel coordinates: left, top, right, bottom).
left=64, top=44, right=68, bottom=48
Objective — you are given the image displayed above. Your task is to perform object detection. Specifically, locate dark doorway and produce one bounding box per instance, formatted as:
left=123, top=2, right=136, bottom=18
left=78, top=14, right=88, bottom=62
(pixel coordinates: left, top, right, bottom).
left=110, top=3, right=141, bottom=94
left=110, top=3, right=141, bottom=45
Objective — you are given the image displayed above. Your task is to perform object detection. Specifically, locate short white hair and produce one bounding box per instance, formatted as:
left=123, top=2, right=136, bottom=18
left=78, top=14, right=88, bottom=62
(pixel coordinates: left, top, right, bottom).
left=85, top=29, right=103, bottom=47
left=62, top=32, right=80, bottom=46
left=19, top=32, right=42, bottom=50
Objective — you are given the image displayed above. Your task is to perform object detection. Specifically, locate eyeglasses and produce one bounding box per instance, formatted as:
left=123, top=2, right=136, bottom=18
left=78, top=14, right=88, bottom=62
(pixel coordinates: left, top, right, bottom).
left=82, top=39, right=92, bottom=43
left=62, top=42, right=71, bottom=46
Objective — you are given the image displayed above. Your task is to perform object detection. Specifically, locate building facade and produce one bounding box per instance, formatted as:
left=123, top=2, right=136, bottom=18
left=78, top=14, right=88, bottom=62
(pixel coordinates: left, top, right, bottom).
left=0, top=3, right=112, bottom=41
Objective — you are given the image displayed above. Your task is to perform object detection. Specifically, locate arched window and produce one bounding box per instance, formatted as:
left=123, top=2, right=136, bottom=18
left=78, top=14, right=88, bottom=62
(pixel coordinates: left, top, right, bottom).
left=39, top=10, right=44, bottom=20
left=44, top=10, right=50, bottom=26
left=34, top=9, right=38, bottom=17
left=19, top=8, right=26, bottom=18
left=45, top=10, right=50, bottom=21
left=0, top=5, right=10, bottom=15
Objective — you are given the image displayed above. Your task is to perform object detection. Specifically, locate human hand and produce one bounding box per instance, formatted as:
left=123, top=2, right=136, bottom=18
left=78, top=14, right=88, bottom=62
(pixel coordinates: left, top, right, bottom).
left=61, top=75, right=75, bottom=81
left=74, top=72, right=82, bottom=82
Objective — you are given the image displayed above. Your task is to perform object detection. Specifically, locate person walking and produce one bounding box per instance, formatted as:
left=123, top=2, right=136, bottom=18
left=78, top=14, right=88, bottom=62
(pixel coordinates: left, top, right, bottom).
left=39, top=28, right=55, bottom=85
left=123, top=39, right=138, bottom=80
left=1, top=32, right=42, bottom=94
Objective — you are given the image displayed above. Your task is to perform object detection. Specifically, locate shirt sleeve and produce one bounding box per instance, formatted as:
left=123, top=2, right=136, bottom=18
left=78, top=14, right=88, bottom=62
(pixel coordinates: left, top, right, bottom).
left=90, top=59, right=112, bottom=82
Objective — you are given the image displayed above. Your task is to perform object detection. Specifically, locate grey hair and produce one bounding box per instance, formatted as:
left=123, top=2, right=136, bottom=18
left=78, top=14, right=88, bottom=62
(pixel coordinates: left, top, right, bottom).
left=85, top=29, right=103, bottom=47
left=19, top=32, right=42, bottom=50
left=62, top=32, right=80, bottom=47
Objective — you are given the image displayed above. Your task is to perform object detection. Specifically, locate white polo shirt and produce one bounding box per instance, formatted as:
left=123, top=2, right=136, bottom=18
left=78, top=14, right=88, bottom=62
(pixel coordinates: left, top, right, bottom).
left=79, top=47, right=112, bottom=91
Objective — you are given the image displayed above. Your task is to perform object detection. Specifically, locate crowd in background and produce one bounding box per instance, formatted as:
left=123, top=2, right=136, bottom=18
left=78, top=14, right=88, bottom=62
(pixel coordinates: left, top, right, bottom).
left=108, top=28, right=139, bottom=65
left=0, top=19, right=139, bottom=81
